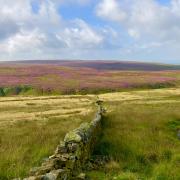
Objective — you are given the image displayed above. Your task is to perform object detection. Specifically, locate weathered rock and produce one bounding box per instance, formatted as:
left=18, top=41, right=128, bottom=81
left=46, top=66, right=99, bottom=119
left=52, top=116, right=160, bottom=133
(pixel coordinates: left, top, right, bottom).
left=96, top=100, right=103, bottom=105
left=78, top=123, right=92, bottom=142
left=76, top=173, right=86, bottom=180
left=20, top=103, right=104, bottom=180
left=67, top=142, right=79, bottom=153
left=55, top=141, right=67, bottom=154
left=43, top=173, right=55, bottom=180
left=30, top=165, right=53, bottom=176
left=64, top=131, right=82, bottom=143
left=42, top=155, right=69, bottom=169
left=49, top=155, right=56, bottom=159
left=65, top=155, right=77, bottom=170
left=42, top=159, right=55, bottom=168
left=29, top=167, right=39, bottom=176
left=43, top=169, right=69, bottom=180
left=23, top=175, right=44, bottom=180
left=54, top=158, right=68, bottom=169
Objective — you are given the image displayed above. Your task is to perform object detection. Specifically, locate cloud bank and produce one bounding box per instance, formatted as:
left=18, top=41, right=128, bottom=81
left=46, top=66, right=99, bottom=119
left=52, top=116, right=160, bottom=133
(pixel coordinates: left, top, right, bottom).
left=0, top=0, right=180, bottom=63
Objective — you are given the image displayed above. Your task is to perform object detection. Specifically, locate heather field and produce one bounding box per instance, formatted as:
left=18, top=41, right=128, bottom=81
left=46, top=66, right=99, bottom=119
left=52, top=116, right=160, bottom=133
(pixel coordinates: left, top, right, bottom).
left=0, top=61, right=180, bottom=95
left=0, top=95, right=96, bottom=179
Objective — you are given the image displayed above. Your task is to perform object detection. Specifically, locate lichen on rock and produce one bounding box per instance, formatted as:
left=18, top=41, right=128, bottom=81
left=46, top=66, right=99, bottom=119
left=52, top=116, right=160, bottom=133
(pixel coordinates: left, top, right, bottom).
left=64, top=131, right=82, bottom=143
left=18, top=101, right=104, bottom=180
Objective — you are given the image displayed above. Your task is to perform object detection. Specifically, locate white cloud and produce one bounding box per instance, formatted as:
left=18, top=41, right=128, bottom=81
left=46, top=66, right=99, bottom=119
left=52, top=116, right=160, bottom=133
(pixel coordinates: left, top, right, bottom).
left=0, top=18, right=19, bottom=40
left=0, top=0, right=180, bottom=63
left=171, top=0, right=180, bottom=16
left=57, top=19, right=104, bottom=49
left=128, top=29, right=140, bottom=39
left=96, top=0, right=180, bottom=41
left=6, top=30, right=46, bottom=53
left=96, top=0, right=127, bottom=22
left=0, top=0, right=108, bottom=60
left=54, top=0, right=91, bottom=5
left=95, top=0, right=180, bottom=63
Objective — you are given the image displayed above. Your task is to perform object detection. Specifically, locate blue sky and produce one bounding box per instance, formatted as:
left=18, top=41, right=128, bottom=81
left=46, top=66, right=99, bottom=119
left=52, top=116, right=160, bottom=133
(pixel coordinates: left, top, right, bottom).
left=0, top=0, right=180, bottom=64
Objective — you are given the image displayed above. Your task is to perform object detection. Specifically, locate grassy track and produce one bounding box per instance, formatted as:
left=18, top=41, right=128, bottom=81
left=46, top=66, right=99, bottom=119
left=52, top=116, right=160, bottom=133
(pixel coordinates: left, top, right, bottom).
left=0, top=95, right=96, bottom=179
left=88, top=88, right=180, bottom=179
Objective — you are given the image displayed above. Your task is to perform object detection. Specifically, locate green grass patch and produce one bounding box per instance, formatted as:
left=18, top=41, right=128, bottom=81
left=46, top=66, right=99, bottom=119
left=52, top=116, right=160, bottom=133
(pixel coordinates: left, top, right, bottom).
left=0, top=117, right=80, bottom=179
left=90, top=96, right=180, bottom=179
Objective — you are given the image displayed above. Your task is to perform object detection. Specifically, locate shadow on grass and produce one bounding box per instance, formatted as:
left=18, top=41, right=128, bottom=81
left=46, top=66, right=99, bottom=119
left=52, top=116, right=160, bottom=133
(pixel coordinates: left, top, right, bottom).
left=92, top=115, right=150, bottom=173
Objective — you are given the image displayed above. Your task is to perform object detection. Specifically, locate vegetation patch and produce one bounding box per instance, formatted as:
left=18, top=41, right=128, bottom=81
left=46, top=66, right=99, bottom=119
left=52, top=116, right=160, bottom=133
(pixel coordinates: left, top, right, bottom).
left=88, top=88, right=180, bottom=179
left=0, top=63, right=179, bottom=96
left=0, top=95, right=96, bottom=179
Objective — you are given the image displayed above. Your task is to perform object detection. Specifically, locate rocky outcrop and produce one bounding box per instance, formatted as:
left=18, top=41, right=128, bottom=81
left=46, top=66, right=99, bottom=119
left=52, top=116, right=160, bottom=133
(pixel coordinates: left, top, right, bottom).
left=18, top=101, right=104, bottom=180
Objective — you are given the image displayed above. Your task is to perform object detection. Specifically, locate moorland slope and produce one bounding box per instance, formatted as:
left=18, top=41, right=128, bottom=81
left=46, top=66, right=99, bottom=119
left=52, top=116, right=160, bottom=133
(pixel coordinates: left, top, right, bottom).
left=0, top=61, right=180, bottom=95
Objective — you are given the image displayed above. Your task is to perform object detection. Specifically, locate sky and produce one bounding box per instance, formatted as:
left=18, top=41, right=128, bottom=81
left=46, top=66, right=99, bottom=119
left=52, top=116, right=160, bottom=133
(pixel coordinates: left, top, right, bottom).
left=0, top=0, right=180, bottom=64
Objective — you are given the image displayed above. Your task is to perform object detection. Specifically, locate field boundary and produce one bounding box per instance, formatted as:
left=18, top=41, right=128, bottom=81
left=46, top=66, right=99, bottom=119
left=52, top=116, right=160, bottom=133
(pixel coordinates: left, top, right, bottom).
left=17, top=100, right=104, bottom=180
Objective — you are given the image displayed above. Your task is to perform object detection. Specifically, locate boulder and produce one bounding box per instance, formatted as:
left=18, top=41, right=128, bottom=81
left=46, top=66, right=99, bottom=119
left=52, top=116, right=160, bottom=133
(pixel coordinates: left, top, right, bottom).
left=76, top=173, right=86, bottom=180
left=64, top=131, right=82, bottom=143
left=43, top=169, right=69, bottom=180
left=55, top=141, right=67, bottom=154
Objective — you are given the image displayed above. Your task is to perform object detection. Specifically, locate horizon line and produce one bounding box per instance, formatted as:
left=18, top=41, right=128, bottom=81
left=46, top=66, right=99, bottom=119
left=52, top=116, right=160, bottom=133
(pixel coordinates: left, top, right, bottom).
left=0, top=59, right=179, bottom=66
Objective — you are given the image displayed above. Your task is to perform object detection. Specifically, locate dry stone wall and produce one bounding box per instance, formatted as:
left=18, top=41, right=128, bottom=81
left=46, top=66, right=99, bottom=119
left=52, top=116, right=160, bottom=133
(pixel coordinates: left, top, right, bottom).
left=18, top=101, right=104, bottom=180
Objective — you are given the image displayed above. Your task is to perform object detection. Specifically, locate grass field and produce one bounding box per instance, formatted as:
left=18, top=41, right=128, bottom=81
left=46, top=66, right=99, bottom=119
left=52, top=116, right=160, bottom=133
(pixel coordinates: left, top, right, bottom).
left=0, top=95, right=96, bottom=179
left=88, top=88, right=180, bottom=179
left=0, top=87, right=180, bottom=179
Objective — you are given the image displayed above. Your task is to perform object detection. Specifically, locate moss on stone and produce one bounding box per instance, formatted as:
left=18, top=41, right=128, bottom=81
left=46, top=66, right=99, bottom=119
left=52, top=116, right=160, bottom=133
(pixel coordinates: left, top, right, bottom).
left=64, top=131, right=82, bottom=143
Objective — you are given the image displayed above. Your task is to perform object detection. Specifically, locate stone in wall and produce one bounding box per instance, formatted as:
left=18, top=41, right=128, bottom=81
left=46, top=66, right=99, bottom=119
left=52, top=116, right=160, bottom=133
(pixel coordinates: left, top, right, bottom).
left=16, top=101, right=104, bottom=180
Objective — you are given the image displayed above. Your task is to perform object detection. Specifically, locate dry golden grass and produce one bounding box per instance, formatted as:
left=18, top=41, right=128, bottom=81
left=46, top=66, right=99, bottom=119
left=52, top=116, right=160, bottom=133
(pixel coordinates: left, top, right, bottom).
left=0, top=95, right=96, bottom=179
left=0, top=95, right=94, bottom=127
left=99, top=87, right=180, bottom=102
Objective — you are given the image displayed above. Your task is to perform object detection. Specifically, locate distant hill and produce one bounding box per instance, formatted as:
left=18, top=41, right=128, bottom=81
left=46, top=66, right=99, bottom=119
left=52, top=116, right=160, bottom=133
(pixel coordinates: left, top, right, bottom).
left=0, top=60, right=180, bottom=95
left=2, top=60, right=180, bottom=71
